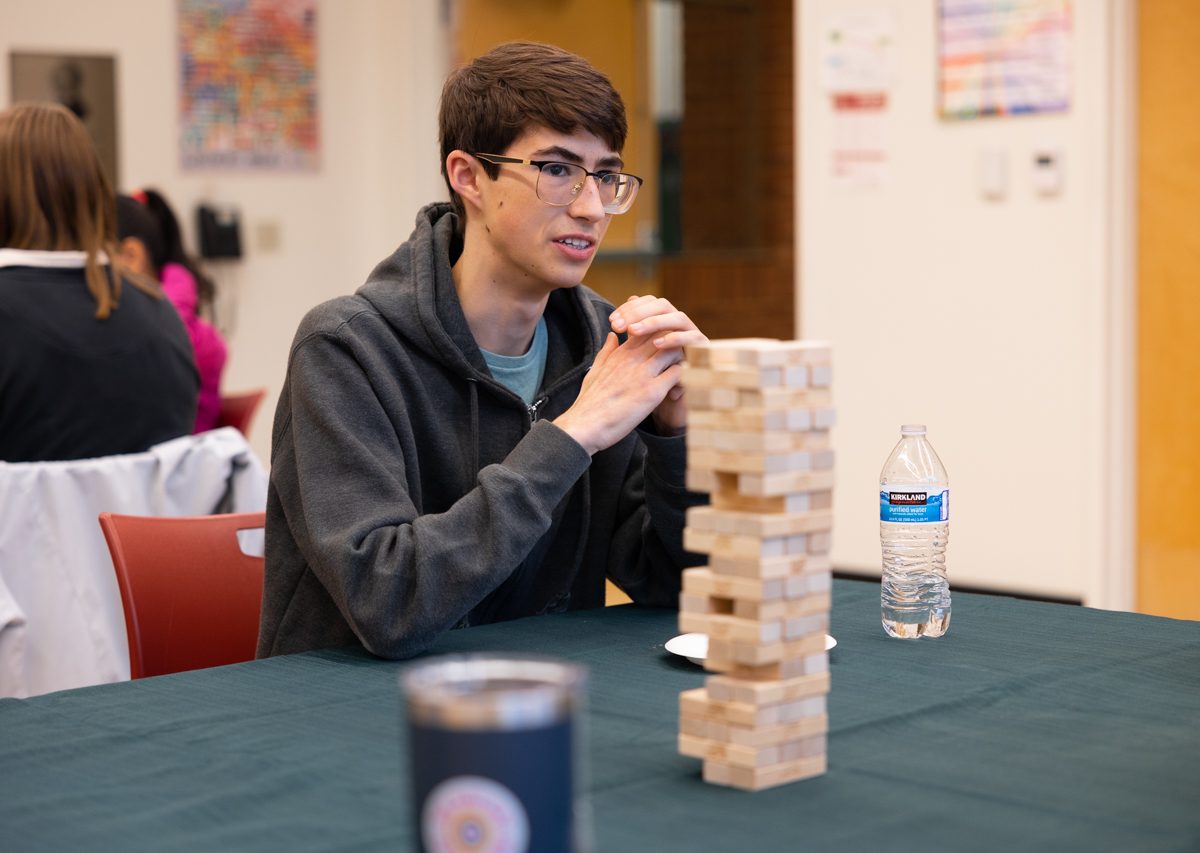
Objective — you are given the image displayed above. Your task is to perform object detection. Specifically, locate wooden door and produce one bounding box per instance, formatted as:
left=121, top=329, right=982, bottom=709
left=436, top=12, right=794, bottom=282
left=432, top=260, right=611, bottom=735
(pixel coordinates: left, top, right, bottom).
left=659, top=0, right=795, bottom=339
left=1137, top=0, right=1200, bottom=618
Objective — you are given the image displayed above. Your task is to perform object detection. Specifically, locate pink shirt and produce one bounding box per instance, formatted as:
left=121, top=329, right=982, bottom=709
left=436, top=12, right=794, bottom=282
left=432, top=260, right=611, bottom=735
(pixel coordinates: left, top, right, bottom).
left=160, top=263, right=228, bottom=433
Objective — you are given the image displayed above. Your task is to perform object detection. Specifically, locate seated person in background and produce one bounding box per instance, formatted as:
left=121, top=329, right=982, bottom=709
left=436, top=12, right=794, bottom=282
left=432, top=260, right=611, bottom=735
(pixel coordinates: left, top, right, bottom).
left=134, top=188, right=227, bottom=433
left=0, top=102, right=197, bottom=463
left=258, top=42, right=708, bottom=661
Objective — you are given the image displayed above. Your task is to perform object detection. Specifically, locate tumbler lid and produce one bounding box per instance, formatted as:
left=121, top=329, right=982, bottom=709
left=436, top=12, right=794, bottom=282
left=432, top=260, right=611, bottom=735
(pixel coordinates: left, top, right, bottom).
left=403, top=655, right=586, bottom=730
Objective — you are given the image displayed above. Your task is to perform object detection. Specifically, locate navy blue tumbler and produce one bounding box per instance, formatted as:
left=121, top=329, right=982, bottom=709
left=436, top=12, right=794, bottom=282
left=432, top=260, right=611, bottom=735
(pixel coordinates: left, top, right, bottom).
left=402, top=656, right=588, bottom=853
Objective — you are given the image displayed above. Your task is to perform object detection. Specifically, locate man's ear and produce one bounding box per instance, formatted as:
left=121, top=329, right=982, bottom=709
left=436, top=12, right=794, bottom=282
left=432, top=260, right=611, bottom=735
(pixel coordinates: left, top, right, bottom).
left=118, top=236, right=152, bottom=278
left=446, top=150, right=485, bottom=214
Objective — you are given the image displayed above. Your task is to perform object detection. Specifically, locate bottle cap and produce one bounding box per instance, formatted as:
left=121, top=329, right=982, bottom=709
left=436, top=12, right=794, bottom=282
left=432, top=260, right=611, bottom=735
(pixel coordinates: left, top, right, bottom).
left=900, top=424, right=926, bottom=435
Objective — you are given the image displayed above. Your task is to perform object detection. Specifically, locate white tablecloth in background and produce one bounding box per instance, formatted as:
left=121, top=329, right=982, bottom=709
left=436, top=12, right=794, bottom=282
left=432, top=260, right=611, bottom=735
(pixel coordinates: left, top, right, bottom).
left=0, top=428, right=268, bottom=697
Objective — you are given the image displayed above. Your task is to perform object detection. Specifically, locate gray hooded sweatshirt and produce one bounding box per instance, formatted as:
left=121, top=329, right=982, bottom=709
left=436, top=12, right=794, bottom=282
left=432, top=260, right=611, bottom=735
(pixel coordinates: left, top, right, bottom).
left=257, top=203, right=705, bottom=660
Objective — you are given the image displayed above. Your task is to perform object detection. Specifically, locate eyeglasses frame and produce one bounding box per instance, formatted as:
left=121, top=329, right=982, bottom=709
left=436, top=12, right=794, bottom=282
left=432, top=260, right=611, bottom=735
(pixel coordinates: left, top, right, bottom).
left=472, top=153, right=644, bottom=214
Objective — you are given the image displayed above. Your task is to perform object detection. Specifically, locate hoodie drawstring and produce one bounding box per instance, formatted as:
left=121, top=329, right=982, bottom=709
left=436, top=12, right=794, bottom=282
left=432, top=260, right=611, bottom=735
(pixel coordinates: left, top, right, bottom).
left=466, top=377, right=480, bottom=489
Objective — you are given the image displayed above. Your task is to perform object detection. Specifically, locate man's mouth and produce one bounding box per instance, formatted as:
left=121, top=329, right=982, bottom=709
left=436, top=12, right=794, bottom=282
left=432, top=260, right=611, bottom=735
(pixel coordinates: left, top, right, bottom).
left=555, top=237, right=593, bottom=250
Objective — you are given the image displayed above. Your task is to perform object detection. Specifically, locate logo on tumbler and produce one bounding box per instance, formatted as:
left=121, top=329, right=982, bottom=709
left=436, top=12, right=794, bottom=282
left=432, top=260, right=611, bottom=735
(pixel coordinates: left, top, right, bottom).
left=422, top=775, right=530, bottom=853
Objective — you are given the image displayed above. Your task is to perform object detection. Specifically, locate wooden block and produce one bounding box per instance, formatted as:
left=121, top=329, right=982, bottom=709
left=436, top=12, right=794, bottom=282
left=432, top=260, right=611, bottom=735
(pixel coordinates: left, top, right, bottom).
left=688, top=471, right=835, bottom=514
left=784, top=341, right=832, bottom=366
left=679, top=611, right=782, bottom=645
left=689, top=447, right=833, bottom=476
left=683, top=528, right=813, bottom=559
left=686, top=338, right=816, bottom=369
left=783, top=592, right=833, bottom=617
left=684, top=339, right=776, bottom=369
left=784, top=613, right=832, bottom=640
left=688, top=468, right=835, bottom=497
left=684, top=345, right=715, bottom=368
left=684, top=467, right=720, bottom=493
left=733, top=597, right=784, bottom=621
left=681, top=710, right=829, bottom=748
left=682, top=567, right=787, bottom=602
left=706, top=671, right=831, bottom=705
left=710, top=488, right=833, bottom=514
left=738, top=386, right=827, bottom=411
left=687, top=401, right=834, bottom=433
left=687, top=386, right=741, bottom=411
left=681, top=364, right=809, bottom=391
left=733, top=600, right=830, bottom=635
left=719, top=652, right=829, bottom=681
left=711, top=339, right=830, bottom=367
left=678, top=590, right=733, bottom=615
left=679, top=688, right=827, bottom=728
left=727, top=594, right=832, bottom=625
left=707, top=553, right=824, bottom=580
left=687, top=425, right=832, bottom=454
left=707, top=631, right=828, bottom=668
left=702, top=752, right=827, bottom=791
left=679, top=733, right=783, bottom=769
left=806, top=531, right=833, bottom=554
left=784, top=570, right=833, bottom=598
left=729, top=695, right=825, bottom=729
left=686, top=507, right=834, bottom=538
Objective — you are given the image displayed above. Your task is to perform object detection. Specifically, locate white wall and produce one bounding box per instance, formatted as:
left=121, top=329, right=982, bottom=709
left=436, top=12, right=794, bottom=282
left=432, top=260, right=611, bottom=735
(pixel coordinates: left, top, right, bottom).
left=1, top=0, right=449, bottom=463
left=795, top=1, right=1129, bottom=604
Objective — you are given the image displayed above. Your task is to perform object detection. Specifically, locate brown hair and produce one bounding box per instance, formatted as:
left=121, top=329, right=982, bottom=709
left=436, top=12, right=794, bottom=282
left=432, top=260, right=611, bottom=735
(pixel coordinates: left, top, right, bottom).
left=438, top=42, right=628, bottom=223
left=0, top=102, right=156, bottom=318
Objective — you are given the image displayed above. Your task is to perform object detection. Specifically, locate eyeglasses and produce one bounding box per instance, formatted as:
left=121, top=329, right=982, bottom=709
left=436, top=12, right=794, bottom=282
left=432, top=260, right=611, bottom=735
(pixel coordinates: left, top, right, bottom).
left=473, top=153, right=643, bottom=215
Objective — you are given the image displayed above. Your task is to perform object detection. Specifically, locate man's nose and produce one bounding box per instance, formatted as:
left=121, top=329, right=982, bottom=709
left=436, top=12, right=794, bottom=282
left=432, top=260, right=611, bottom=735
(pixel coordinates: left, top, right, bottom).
left=567, top=175, right=607, bottom=220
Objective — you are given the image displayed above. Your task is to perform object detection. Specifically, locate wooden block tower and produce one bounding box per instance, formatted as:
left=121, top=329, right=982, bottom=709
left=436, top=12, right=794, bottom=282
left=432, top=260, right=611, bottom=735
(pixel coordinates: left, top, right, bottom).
left=677, top=338, right=834, bottom=791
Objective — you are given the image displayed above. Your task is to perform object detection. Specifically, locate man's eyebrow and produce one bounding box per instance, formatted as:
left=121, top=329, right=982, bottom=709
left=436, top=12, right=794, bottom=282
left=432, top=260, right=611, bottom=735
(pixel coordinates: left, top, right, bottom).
left=531, top=146, right=625, bottom=170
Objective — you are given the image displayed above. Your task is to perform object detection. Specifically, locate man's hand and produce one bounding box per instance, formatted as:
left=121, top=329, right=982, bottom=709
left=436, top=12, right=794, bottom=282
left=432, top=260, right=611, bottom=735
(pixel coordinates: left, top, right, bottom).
left=553, top=296, right=707, bottom=455
left=609, top=295, right=707, bottom=435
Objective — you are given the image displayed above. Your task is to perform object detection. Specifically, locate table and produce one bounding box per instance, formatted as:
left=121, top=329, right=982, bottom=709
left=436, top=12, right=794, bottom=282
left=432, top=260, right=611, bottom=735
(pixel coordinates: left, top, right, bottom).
left=2, top=579, right=1198, bottom=851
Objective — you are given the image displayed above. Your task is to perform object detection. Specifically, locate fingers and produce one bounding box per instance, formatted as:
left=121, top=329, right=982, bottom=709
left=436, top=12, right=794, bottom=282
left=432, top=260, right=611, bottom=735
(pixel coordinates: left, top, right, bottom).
left=610, top=295, right=690, bottom=336
left=651, top=327, right=708, bottom=351
left=595, top=331, right=619, bottom=361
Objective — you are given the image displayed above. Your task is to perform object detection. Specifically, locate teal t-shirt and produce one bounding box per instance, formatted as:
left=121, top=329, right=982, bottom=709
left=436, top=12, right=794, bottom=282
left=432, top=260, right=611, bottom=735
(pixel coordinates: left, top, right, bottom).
left=480, top=317, right=547, bottom=405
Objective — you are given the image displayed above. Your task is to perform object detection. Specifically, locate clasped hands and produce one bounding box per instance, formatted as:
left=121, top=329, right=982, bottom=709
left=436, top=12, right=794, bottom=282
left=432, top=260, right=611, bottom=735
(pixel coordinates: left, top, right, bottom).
left=554, top=295, right=707, bottom=456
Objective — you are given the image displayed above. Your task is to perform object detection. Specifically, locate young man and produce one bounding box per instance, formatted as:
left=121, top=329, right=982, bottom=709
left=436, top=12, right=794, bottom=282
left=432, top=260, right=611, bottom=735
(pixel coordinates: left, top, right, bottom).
left=258, top=42, right=708, bottom=660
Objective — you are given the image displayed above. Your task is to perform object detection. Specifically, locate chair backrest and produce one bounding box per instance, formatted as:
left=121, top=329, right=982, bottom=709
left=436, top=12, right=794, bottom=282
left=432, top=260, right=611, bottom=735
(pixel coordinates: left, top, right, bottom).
left=215, top=389, right=267, bottom=438
left=98, top=512, right=265, bottom=679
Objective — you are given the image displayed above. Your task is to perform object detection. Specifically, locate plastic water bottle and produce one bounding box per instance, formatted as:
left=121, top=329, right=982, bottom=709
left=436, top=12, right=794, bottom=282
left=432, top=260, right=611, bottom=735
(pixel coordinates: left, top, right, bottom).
left=879, top=424, right=950, bottom=638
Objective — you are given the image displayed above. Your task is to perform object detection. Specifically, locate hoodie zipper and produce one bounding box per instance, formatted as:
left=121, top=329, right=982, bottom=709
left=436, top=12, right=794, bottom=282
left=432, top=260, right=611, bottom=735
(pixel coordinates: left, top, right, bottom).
left=527, top=395, right=548, bottom=425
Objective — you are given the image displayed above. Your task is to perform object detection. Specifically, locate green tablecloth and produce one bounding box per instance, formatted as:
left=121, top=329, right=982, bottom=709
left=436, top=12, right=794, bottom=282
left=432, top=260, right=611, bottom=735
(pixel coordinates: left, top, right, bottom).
left=1, top=579, right=1198, bottom=852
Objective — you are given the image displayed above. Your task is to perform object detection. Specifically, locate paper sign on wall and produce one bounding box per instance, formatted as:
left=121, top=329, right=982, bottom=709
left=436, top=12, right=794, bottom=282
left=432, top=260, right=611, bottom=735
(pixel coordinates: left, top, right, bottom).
left=822, top=12, right=896, bottom=189
left=938, top=0, right=1072, bottom=120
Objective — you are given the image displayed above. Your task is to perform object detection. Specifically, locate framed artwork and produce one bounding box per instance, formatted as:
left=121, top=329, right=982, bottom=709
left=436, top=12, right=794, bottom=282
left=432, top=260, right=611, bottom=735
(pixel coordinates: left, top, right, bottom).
left=8, top=52, right=119, bottom=185
left=178, top=0, right=319, bottom=170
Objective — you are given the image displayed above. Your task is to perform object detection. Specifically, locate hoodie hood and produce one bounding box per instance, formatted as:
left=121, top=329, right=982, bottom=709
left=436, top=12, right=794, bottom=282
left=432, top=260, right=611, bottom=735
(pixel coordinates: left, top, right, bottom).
left=356, top=202, right=605, bottom=396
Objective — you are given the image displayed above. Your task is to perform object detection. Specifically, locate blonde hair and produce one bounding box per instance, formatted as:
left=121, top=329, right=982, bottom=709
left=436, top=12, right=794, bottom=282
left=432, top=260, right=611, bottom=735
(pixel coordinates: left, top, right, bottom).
left=0, top=102, right=156, bottom=318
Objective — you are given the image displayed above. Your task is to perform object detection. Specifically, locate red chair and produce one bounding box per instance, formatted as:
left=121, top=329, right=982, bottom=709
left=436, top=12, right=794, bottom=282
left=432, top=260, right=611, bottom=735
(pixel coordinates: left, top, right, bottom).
left=98, top=512, right=265, bottom=679
left=215, top=388, right=267, bottom=438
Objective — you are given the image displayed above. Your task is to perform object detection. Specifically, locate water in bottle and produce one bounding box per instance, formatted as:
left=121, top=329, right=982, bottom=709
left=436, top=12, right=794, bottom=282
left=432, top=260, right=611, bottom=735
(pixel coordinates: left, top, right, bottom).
left=879, top=424, right=950, bottom=638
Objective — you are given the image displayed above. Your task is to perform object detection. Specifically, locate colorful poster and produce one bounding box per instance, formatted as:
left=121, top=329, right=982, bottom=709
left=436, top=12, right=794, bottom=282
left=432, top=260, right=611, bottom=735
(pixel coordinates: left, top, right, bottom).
left=179, top=0, right=318, bottom=170
left=938, top=0, right=1071, bottom=120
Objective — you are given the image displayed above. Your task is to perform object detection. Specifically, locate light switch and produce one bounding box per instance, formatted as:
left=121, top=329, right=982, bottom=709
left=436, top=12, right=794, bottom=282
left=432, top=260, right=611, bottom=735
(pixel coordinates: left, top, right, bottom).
left=1032, top=148, right=1064, bottom=196
left=255, top=220, right=281, bottom=252
left=978, top=148, right=1008, bottom=201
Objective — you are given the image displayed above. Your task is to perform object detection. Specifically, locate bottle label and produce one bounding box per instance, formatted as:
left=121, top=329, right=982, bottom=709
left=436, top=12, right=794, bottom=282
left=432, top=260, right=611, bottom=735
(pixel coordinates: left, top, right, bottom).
left=880, top=487, right=949, bottom=523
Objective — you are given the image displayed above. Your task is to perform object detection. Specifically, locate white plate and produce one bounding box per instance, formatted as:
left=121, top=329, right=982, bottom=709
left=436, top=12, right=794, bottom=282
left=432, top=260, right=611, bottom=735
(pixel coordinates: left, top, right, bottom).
left=665, top=632, right=836, bottom=666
